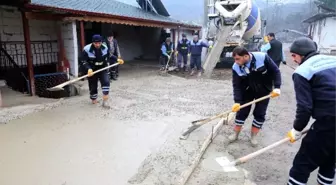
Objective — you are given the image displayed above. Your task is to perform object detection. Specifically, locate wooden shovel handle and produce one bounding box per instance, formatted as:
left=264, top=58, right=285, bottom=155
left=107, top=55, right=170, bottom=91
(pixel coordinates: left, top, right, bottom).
left=234, top=129, right=309, bottom=165
left=194, top=94, right=272, bottom=125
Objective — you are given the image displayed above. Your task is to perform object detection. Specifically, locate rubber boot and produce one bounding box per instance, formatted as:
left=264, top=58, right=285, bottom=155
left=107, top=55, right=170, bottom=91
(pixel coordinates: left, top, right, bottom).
left=111, top=72, right=117, bottom=81
left=92, top=99, right=98, bottom=104
left=228, top=126, right=242, bottom=143
left=197, top=70, right=202, bottom=77
left=250, top=127, right=260, bottom=147
left=102, top=95, right=110, bottom=109
left=190, top=68, right=196, bottom=76
left=184, top=66, right=188, bottom=72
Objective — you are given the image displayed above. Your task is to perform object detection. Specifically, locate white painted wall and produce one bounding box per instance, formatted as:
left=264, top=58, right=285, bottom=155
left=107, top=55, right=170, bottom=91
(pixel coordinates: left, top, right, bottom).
left=61, top=21, right=79, bottom=77
left=0, top=6, right=57, bottom=42
left=0, top=5, right=58, bottom=66
left=311, top=17, right=336, bottom=54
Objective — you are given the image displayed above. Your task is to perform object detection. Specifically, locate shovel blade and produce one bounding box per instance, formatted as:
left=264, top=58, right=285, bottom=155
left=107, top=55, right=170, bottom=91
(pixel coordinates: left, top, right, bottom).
left=47, top=86, right=64, bottom=91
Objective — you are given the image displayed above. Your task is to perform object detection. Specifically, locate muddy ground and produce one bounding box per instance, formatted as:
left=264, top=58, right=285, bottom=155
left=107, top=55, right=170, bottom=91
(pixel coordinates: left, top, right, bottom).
left=0, top=46, right=333, bottom=185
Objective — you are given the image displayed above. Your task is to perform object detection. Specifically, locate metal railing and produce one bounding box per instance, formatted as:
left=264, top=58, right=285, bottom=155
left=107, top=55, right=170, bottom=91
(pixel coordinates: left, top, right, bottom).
left=0, top=47, right=29, bottom=93
left=0, top=40, right=58, bottom=67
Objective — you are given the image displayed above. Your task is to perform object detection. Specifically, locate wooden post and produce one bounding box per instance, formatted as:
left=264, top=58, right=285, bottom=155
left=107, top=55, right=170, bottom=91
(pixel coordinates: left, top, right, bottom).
left=21, top=11, right=35, bottom=96
left=79, top=21, right=85, bottom=49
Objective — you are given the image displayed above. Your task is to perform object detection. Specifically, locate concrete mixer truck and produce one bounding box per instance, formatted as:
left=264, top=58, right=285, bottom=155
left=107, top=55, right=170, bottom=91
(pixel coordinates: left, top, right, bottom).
left=202, top=0, right=266, bottom=77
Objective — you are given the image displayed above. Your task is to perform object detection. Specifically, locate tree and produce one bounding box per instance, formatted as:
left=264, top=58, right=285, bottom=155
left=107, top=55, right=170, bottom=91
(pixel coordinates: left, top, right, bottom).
left=317, top=0, right=336, bottom=8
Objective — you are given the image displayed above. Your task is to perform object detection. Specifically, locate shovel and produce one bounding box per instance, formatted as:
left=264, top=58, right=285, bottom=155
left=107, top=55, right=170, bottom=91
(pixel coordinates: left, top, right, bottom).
left=179, top=94, right=272, bottom=140
left=161, top=52, right=174, bottom=75
left=219, top=129, right=309, bottom=170
left=47, top=62, right=120, bottom=91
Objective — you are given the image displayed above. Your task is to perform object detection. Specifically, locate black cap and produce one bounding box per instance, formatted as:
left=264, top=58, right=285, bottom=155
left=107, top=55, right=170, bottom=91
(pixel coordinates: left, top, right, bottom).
left=290, top=37, right=317, bottom=56
left=92, top=34, right=103, bottom=42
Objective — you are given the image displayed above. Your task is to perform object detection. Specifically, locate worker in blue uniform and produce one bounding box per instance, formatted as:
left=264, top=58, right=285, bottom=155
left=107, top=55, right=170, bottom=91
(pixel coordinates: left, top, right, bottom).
left=286, top=37, right=336, bottom=185
left=81, top=34, right=124, bottom=108
left=189, top=35, right=211, bottom=76
left=176, top=33, right=190, bottom=72
left=229, top=46, right=282, bottom=147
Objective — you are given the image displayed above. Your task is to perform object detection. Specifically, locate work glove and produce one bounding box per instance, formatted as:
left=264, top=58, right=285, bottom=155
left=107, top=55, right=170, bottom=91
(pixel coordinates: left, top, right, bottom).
left=231, top=103, right=241, bottom=112
left=271, top=88, right=281, bottom=98
left=209, top=45, right=213, bottom=49
left=287, top=128, right=302, bottom=143
left=87, top=69, right=93, bottom=77
left=282, top=61, right=287, bottom=65
left=188, top=53, right=191, bottom=57
left=117, top=58, right=124, bottom=65
left=175, top=51, right=179, bottom=55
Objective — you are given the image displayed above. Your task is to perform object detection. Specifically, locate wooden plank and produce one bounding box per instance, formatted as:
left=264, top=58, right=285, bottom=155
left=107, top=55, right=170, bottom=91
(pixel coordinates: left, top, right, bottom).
left=178, top=113, right=235, bottom=185
left=21, top=11, right=35, bottom=96
left=79, top=21, right=85, bottom=49
left=25, top=12, right=66, bottom=20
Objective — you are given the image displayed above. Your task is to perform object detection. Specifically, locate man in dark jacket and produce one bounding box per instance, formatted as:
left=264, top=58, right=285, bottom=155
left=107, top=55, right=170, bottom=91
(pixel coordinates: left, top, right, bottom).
left=104, top=32, right=121, bottom=80
left=286, top=37, right=335, bottom=185
left=176, top=33, right=190, bottom=72
left=263, top=33, right=286, bottom=67
left=229, top=46, right=282, bottom=146
left=189, top=35, right=210, bottom=76
left=81, top=34, right=111, bottom=108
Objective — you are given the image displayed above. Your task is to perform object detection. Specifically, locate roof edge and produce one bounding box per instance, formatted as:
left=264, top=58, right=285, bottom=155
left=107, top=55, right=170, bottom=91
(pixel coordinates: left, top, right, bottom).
left=25, top=3, right=201, bottom=29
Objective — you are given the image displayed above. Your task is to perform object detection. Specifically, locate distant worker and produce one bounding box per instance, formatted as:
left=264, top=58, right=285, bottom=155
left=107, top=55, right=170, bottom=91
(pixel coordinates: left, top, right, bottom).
left=160, top=37, right=174, bottom=71
left=261, top=33, right=286, bottom=67
left=176, top=33, right=190, bottom=72
left=189, top=35, right=211, bottom=77
left=80, top=34, right=124, bottom=108
left=229, top=47, right=281, bottom=146
left=286, top=37, right=335, bottom=185
left=104, top=31, right=121, bottom=81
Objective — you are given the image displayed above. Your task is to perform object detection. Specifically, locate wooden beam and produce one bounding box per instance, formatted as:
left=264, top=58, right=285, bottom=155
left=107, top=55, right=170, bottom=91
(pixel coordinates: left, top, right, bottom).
left=21, top=11, right=35, bottom=96
left=79, top=21, right=85, bottom=49
left=25, top=12, right=67, bottom=21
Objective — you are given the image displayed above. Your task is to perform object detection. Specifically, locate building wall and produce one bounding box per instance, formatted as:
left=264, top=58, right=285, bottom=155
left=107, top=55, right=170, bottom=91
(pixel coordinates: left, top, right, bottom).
left=0, top=5, right=58, bottom=66
left=319, top=17, right=336, bottom=53
left=61, top=21, right=79, bottom=76
left=101, top=23, right=161, bottom=61
left=311, top=17, right=336, bottom=54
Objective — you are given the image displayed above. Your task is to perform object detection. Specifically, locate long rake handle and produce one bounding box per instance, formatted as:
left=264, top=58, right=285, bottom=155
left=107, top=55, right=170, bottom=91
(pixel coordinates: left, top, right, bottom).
left=233, top=129, right=309, bottom=166
left=194, top=94, right=272, bottom=125
left=68, top=63, right=119, bottom=84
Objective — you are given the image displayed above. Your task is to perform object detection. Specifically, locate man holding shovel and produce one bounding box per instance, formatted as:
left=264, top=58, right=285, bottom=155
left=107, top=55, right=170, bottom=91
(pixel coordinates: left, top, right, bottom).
left=286, top=37, right=335, bottom=185
left=229, top=47, right=281, bottom=146
left=81, top=34, right=123, bottom=108
left=160, top=37, right=174, bottom=71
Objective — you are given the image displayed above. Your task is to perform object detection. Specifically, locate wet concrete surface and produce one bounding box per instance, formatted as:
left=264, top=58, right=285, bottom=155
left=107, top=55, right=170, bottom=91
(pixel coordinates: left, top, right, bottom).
left=0, top=65, right=234, bottom=185
left=1, top=48, right=334, bottom=185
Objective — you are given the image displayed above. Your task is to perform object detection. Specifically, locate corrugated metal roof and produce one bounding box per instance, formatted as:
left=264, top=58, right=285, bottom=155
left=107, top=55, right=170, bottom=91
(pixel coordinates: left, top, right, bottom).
left=303, top=13, right=336, bottom=23
left=29, top=0, right=199, bottom=28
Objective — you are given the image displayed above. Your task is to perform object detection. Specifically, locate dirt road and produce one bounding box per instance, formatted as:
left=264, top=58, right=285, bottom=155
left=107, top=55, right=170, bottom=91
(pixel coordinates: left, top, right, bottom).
left=0, top=49, right=333, bottom=185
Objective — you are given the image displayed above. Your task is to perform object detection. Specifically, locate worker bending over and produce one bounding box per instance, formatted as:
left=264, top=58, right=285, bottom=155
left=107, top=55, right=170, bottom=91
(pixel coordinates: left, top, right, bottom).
left=176, top=33, right=190, bottom=72
left=230, top=47, right=281, bottom=146
left=81, top=34, right=124, bottom=108
left=160, top=37, right=174, bottom=71
left=189, top=35, right=211, bottom=76
left=286, top=37, right=335, bottom=185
